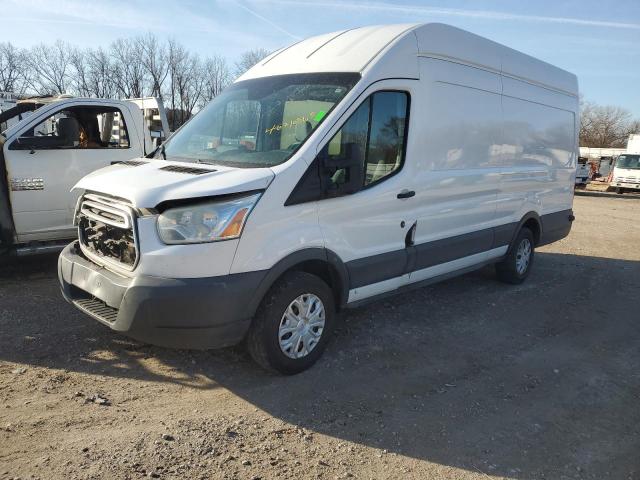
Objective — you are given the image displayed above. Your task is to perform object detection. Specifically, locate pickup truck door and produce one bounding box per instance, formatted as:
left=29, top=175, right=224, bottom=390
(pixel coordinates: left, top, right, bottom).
left=3, top=102, right=140, bottom=242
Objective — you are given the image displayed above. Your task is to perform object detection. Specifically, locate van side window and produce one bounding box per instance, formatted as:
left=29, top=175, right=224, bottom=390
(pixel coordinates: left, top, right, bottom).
left=11, top=106, right=130, bottom=150
left=325, top=99, right=369, bottom=188
left=286, top=90, right=409, bottom=206
left=325, top=91, right=409, bottom=190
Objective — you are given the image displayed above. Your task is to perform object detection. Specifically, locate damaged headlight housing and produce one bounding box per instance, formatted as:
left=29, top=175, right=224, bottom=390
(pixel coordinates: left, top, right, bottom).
left=156, top=192, right=261, bottom=244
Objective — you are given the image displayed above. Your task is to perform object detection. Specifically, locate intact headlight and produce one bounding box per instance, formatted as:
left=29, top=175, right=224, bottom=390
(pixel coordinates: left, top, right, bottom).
left=157, top=192, right=261, bottom=244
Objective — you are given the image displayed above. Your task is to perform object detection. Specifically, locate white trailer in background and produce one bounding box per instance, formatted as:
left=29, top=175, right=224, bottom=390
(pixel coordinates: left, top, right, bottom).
left=0, top=95, right=169, bottom=255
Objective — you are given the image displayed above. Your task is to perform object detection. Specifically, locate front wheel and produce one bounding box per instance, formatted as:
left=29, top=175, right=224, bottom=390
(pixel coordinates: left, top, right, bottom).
left=246, top=271, right=335, bottom=375
left=495, top=227, right=534, bottom=284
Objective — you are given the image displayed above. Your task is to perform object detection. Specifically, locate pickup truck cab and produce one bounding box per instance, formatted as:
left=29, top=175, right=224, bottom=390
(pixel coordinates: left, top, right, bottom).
left=58, top=23, right=578, bottom=374
left=0, top=96, right=169, bottom=255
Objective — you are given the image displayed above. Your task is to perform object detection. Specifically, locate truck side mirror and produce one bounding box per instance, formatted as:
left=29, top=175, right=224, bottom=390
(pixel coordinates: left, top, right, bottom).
left=318, top=142, right=364, bottom=197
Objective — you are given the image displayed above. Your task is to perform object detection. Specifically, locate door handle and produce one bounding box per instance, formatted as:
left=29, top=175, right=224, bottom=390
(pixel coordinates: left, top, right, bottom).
left=397, top=189, right=415, bottom=199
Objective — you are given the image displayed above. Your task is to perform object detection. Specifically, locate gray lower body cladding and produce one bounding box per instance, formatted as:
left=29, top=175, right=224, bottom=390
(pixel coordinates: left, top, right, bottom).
left=346, top=209, right=574, bottom=288
left=58, top=243, right=266, bottom=349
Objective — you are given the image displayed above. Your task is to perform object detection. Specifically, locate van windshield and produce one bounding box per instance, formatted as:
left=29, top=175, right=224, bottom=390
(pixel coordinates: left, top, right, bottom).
left=159, top=73, right=360, bottom=168
left=617, top=154, right=640, bottom=170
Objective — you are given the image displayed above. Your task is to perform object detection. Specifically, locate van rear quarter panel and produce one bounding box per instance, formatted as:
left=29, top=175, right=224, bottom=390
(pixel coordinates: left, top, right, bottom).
left=498, top=77, right=577, bottom=224
left=410, top=55, right=576, bottom=249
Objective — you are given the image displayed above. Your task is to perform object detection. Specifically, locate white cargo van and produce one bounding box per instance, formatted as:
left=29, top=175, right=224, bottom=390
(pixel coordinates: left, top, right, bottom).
left=58, top=24, right=578, bottom=374
left=0, top=96, right=169, bottom=255
left=610, top=135, right=640, bottom=193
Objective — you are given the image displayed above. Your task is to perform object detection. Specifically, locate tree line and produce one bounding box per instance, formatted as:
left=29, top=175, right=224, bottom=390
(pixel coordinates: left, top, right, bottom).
left=2, top=35, right=639, bottom=145
left=0, top=35, right=269, bottom=129
left=579, top=100, right=640, bottom=149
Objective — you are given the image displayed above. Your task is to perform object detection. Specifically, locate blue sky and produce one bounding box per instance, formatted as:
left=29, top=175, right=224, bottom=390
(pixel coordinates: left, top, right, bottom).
left=2, top=0, right=639, bottom=115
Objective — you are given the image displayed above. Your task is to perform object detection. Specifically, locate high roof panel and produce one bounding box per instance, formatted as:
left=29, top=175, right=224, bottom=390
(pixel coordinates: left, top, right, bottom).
left=238, top=23, right=578, bottom=97
left=238, top=24, right=418, bottom=80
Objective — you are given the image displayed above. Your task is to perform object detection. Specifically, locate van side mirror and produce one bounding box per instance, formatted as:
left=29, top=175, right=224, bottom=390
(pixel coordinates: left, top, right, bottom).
left=318, top=142, right=364, bottom=196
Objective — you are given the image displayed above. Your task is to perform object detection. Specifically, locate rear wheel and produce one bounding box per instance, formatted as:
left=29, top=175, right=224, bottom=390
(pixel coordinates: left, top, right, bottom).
left=246, top=271, right=335, bottom=375
left=495, top=227, right=534, bottom=284
left=616, top=187, right=624, bottom=194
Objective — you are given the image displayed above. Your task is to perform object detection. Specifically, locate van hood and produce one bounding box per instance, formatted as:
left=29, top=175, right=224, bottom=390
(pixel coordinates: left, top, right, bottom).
left=73, top=158, right=275, bottom=208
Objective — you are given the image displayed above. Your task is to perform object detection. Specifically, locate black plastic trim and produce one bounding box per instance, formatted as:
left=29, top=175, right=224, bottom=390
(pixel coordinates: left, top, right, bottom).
left=413, top=227, right=494, bottom=271
left=347, top=258, right=496, bottom=310
left=345, top=224, right=511, bottom=289
left=0, top=136, right=16, bottom=251
left=539, top=209, right=573, bottom=246
left=347, top=249, right=408, bottom=289
left=154, top=189, right=264, bottom=212
left=244, top=247, right=351, bottom=315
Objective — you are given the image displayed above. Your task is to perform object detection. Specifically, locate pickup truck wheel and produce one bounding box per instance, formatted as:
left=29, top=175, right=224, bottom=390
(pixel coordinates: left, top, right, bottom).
left=246, top=271, right=335, bottom=375
left=616, top=187, right=624, bottom=194
left=495, top=227, right=534, bottom=285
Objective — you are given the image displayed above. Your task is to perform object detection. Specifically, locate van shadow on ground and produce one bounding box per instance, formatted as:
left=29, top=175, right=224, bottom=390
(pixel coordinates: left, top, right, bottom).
left=1, top=251, right=639, bottom=478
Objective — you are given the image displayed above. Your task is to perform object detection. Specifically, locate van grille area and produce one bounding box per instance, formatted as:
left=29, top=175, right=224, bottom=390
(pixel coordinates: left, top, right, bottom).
left=78, top=193, right=138, bottom=269
left=74, top=297, right=119, bottom=323
left=616, top=176, right=639, bottom=184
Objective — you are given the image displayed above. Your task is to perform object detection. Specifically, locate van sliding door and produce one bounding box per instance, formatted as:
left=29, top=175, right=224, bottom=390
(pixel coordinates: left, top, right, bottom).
left=406, top=59, right=502, bottom=283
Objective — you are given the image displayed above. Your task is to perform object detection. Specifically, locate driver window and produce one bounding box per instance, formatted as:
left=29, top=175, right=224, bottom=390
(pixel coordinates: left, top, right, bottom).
left=324, top=90, right=409, bottom=190
left=12, top=106, right=130, bottom=150
left=17, top=110, right=80, bottom=149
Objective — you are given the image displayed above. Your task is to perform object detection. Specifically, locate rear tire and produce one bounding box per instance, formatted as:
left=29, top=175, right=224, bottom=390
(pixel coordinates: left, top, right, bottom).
left=495, top=227, right=535, bottom=285
left=616, top=187, right=624, bottom=194
left=246, top=271, right=335, bottom=375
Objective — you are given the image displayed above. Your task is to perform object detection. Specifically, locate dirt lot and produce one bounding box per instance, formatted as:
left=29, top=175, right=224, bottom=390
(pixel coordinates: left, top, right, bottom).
left=1, top=194, right=639, bottom=480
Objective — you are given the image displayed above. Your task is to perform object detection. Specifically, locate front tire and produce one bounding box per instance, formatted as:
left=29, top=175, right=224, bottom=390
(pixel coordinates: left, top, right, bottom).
left=495, top=227, right=535, bottom=284
left=246, top=271, right=335, bottom=375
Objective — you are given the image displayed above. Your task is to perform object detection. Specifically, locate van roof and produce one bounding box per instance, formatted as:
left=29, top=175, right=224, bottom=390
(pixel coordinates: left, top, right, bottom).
left=239, top=23, right=578, bottom=97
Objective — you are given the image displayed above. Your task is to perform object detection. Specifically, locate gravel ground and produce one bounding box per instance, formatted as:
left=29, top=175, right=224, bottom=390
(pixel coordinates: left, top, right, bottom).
left=1, top=194, right=639, bottom=480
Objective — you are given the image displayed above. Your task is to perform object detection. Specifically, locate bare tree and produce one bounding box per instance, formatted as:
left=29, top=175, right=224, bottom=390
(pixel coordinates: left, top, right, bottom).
left=137, top=33, right=168, bottom=99
left=167, top=39, right=189, bottom=129
left=110, top=38, right=146, bottom=98
left=175, top=54, right=205, bottom=125
left=201, top=55, right=231, bottom=105
left=0, top=42, right=28, bottom=93
left=580, top=101, right=640, bottom=148
left=234, top=48, right=271, bottom=78
left=26, top=40, right=73, bottom=94
left=86, top=48, right=118, bottom=98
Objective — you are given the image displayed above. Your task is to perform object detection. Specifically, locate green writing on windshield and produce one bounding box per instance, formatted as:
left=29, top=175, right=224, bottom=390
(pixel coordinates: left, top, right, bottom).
left=313, top=110, right=327, bottom=122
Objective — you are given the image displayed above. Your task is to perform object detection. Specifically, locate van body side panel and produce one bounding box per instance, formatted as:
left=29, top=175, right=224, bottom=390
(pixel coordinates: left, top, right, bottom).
left=497, top=77, right=577, bottom=225
left=410, top=59, right=501, bottom=249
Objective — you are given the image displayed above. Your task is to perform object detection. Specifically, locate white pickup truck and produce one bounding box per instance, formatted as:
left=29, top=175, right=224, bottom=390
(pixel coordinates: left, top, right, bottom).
left=0, top=95, right=169, bottom=255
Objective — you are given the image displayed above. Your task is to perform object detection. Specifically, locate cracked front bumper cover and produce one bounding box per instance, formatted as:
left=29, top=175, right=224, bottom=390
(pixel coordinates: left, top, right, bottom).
left=58, top=242, right=266, bottom=349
